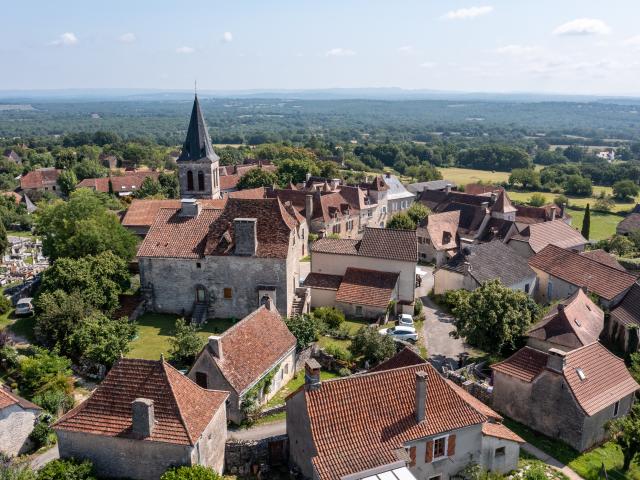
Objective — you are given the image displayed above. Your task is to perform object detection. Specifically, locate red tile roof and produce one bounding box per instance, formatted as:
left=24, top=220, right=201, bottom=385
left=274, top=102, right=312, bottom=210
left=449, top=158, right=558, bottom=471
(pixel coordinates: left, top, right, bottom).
left=227, top=187, right=266, bottom=199
left=424, top=211, right=459, bottom=251
left=77, top=172, right=160, bottom=194
left=527, top=289, right=604, bottom=349
left=482, top=422, right=525, bottom=443
left=303, top=272, right=343, bottom=291
left=580, top=249, right=627, bottom=272
left=492, top=347, right=549, bottom=383
left=445, top=380, right=502, bottom=422
left=193, top=306, right=296, bottom=395
left=301, top=363, right=489, bottom=480
left=0, top=386, right=42, bottom=411
left=20, top=168, right=60, bottom=190
left=369, top=347, right=427, bottom=373
left=610, top=283, right=640, bottom=328
left=528, top=245, right=638, bottom=301
left=490, top=190, right=517, bottom=214
left=220, top=174, right=241, bottom=191
left=510, top=220, right=587, bottom=253
left=335, top=267, right=399, bottom=309
left=54, top=358, right=228, bottom=445
left=122, top=199, right=225, bottom=229
left=311, top=238, right=360, bottom=256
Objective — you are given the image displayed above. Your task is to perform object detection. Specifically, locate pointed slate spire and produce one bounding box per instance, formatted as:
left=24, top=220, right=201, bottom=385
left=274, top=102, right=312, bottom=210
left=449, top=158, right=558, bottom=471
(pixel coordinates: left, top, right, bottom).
left=178, top=95, right=219, bottom=163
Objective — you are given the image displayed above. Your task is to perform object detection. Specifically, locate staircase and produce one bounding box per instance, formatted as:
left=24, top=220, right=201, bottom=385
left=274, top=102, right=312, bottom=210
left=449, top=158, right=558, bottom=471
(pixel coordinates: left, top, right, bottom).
left=291, top=295, right=305, bottom=316
left=191, top=303, right=208, bottom=325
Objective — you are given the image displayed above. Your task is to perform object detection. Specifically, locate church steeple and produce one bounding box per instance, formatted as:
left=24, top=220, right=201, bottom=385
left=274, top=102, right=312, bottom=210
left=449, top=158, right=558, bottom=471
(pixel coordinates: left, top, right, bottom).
left=178, top=95, right=219, bottom=163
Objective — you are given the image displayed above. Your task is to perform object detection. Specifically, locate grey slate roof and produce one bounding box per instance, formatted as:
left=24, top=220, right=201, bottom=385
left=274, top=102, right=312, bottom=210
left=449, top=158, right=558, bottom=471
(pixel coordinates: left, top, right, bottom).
left=440, top=240, right=535, bottom=287
left=617, top=213, right=640, bottom=235
left=406, top=180, right=455, bottom=194
left=178, top=95, right=220, bottom=163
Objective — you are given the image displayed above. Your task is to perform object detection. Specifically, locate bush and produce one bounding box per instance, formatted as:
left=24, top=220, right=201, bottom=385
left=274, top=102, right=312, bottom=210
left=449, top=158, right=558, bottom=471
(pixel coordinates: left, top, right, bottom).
left=160, top=465, right=222, bottom=480
left=0, top=453, right=36, bottom=480
left=324, top=344, right=352, bottom=363
left=312, top=307, right=345, bottom=330
left=308, top=233, right=319, bottom=243
left=32, top=389, right=74, bottom=415
left=527, top=193, right=547, bottom=207
left=553, top=194, right=569, bottom=208
left=523, top=464, right=548, bottom=480
left=168, top=318, right=205, bottom=368
left=285, top=315, right=319, bottom=350
left=18, top=348, right=73, bottom=400
left=414, top=298, right=423, bottom=317
left=337, top=367, right=351, bottom=377
left=0, top=295, right=11, bottom=315
left=29, top=413, right=56, bottom=450
left=37, top=459, right=95, bottom=480
left=349, top=326, right=396, bottom=366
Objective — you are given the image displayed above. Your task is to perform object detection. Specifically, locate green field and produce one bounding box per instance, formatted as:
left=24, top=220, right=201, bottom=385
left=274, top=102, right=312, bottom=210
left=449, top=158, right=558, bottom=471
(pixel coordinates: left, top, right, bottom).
left=437, top=167, right=510, bottom=186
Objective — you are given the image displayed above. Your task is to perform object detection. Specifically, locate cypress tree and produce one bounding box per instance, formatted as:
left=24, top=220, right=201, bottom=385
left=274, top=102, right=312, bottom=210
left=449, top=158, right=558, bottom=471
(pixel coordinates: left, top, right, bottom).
left=581, top=203, right=591, bottom=240
left=108, top=178, right=114, bottom=196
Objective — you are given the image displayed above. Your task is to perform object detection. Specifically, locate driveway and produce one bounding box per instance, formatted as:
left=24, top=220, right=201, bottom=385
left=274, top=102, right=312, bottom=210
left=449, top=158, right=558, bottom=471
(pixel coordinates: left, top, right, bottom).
left=228, top=420, right=286, bottom=441
left=415, top=266, right=472, bottom=371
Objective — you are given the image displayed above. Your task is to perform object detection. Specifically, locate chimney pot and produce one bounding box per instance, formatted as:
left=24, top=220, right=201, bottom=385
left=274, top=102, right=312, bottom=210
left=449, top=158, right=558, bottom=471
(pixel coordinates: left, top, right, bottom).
left=234, top=218, right=258, bottom=256
left=415, top=371, right=427, bottom=423
left=305, top=194, right=314, bottom=225
left=304, top=359, right=321, bottom=391
left=131, top=398, right=155, bottom=438
left=208, top=335, right=223, bottom=359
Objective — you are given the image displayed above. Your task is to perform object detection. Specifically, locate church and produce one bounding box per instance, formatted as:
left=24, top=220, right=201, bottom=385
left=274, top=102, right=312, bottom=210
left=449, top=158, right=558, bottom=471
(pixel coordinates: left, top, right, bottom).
left=137, top=96, right=309, bottom=320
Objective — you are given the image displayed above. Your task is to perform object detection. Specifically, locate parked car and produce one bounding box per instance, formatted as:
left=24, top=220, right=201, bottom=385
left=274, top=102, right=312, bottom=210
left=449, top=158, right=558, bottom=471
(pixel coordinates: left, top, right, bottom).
left=14, top=297, right=34, bottom=316
left=379, top=325, right=418, bottom=343
left=397, top=314, right=414, bottom=327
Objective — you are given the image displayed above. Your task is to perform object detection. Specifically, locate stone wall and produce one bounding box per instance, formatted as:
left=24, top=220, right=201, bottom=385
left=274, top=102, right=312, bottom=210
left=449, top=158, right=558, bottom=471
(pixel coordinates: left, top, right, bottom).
left=444, top=368, right=494, bottom=406
left=295, top=346, right=313, bottom=372
left=0, top=405, right=39, bottom=456
left=225, top=435, right=288, bottom=476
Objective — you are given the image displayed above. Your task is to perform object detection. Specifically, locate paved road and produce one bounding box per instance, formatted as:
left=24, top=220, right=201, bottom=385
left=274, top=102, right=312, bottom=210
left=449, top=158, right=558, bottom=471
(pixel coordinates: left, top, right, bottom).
left=228, top=420, right=286, bottom=441
left=30, top=445, right=59, bottom=470
left=522, top=443, right=584, bottom=480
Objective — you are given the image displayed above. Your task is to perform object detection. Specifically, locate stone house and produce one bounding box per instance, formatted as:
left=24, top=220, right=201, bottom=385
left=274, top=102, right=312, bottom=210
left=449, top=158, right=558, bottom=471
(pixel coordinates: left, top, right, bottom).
left=77, top=171, right=160, bottom=197
left=433, top=241, right=536, bottom=295
left=0, top=386, right=42, bottom=456
left=303, top=227, right=417, bottom=316
left=137, top=197, right=307, bottom=321
left=188, top=303, right=296, bottom=424
left=528, top=244, right=637, bottom=308
left=383, top=173, right=416, bottom=214
left=616, top=205, right=640, bottom=236
left=3, top=149, right=22, bottom=164
left=19, top=168, right=61, bottom=196
left=507, top=219, right=587, bottom=258
left=608, top=282, right=640, bottom=353
left=287, top=359, right=523, bottom=480
left=416, top=210, right=459, bottom=266
left=492, top=342, right=639, bottom=452
left=54, top=358, right=229, bottom=480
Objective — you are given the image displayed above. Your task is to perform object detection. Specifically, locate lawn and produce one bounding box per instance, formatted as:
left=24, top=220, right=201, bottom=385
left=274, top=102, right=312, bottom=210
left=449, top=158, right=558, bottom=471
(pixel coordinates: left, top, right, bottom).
left=565, top=207, right=624, bottom=241
left=316, top=318, right=371, bottom=351
left=266, top=370, right=339, bottom=408
left=126, top=313, right=236, bottom=360
left=504, top=418, right=640, bottom=480
left=437, top=167, right=510, bottom=186
left=6, top=230, right=37, bottom=239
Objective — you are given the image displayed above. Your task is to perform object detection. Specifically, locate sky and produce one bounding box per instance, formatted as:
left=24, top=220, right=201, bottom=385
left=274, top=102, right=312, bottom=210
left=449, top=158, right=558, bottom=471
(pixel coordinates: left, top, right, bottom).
left=4, top=0, right=640, bottom=95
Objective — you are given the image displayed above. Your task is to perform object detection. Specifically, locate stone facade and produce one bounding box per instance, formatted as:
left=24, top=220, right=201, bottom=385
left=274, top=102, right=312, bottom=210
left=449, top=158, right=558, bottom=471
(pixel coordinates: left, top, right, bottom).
left=0, top=403, right=40, bottom=456
left=178, top=159, right=220, bottom=199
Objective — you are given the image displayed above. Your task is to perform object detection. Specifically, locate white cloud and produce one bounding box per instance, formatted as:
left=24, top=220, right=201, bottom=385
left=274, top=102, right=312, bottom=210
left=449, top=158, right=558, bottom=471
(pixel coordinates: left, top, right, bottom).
left=398, top=45, right=415, bottom=56
left=118, top=33, right=136, bottom=44
left=553, top=18, right=611, bottom=36
left=325, top=47, right=356, bottom=57
left=49, top=32, right=78, bottom=46
left=176, top=46, right=195, bottom=54
left=222, top=31, right=233, bottom=43
left=495, top=44, right=540, bottom=55
left=443, top=6, right=493, bottom=20
left=623, top=35, right=640, bottom=48
left=420, top=62, right=437, bottom=68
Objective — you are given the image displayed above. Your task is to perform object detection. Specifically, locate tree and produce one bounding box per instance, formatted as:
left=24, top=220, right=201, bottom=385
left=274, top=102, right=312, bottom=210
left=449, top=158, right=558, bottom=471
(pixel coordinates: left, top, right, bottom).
left=613, top=180, right=639, bottom=201
left=36, top=189, right=138, bottom=261
left=0, top=222, right=7, bottom=258
left=133, top=177, right=163, bottom=199
left=565, top=175, right=593, bottom=196
left=73, top=160, right=107, bottom=181
left=386, top=212, right=416, bottom=230
left=284, top=315, right=319, bottom=350
left=608, top=403, right=640, bottom=471
left=456, top=145, right=531, bottom=172
left=312, top=307, right=345, bottom=330
left=629, top=352, right=640, bottom=385
left=349, top=326, right=396, bottom=365
left=0, top=453, right=36, bottom=480
left=406, top=202, right=430, bottom=225
left=594, top=197, right=615, bottom=212
left=606, top=235, right=635, bottom=256
left=160, top=465, right=221, bottom=480
left=237, top=169, right=278, bottom=190
left=581, top=204, right=591, bottom=240
left=169, top=318, right=205, bottom=367
left=276, top=158, right=319, bottom=186
left=450, top=280, right=541, bottom=354
left=36, top=459, right=95, bottom=480
left=159, top=171, right=179, bottom=198
left=553, top=195, right=569, bottom=208
left=18, top=348, right=73, bottom=402
left=405, top=164, right=442, bottom=182
left=527, top=193, right=547, bottom=207
left=57, top=170, right=77, bottom=197
left=509, top=168, right=541, bottom=190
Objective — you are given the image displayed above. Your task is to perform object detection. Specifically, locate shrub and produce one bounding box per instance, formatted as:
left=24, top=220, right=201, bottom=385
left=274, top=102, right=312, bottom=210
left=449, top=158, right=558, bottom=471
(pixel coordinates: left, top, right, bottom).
left=160, top=465, right=222, bottom=480
left=32, top=389, right=74, bottom=415
left=168, top=318, right=205, bottom=368
left=0, top=295, right=11, bottom=315
left=527, top=193, right=547, bottom=207
left=349, top=326, right=396, bottom=366
left=338, top=367, right=351, bottom=377
left=324, top=344, right=351, bottom=362
left=0, top=453, right=36, bottom=480
left=523, top=464, right=548, bottom=480
left=36, top=459, right=95, bottom=480
left=553, top=194, right=569, bottom=208
left=308, top=233, right=319, bottom=243
left=414, top=298, right=423, bottom=317
left=29, top=413, right=56, bottom=450
left=285, top=315, right=319, bottom=350
left=312, top=307, right=345, bottom=330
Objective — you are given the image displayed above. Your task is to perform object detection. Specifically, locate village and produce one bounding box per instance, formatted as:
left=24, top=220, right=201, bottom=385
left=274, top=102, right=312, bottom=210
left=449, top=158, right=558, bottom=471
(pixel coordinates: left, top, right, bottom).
left=1, top=94, right=640, bottom=480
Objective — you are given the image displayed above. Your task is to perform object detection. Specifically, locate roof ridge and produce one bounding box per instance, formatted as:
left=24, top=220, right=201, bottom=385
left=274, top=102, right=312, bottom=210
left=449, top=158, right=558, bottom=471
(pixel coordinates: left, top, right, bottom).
left=544, top=245, right=636, bottom=278
left=161, top=360, right=195, bottom=445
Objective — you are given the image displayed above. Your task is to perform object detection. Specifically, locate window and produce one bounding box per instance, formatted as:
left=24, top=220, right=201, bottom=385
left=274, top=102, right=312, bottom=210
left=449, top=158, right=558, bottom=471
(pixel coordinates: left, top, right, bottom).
left=346, top=220, right=353, bottom=231
left=355, top=306, right=363, bottom=317
left=224, top=288, right=233, bottom=299
left=433, top=436, right=447, bottom=459
left=195, top=372, right=208, bottom=389
left=525, top=283, right=530, bottom=294
left=196, top=262, right=202, bottom=269
left=613, top=401, right=620, bottom=417
left=187, top=170, right=194, bottom=190
left=197, top=171, right=205, bottom=191
left=367, top=209, right=373, bottom=218
left=495, top=447, right=506, bottom=457
left=196, top=287, right=206, bottom=303
left=547, top=281, right=553, bottom=299
left=284, top=363, right=289, bottom=375
left=382, top=206, right=387, bottom=214
left=332, top=224, right=341, bottom=234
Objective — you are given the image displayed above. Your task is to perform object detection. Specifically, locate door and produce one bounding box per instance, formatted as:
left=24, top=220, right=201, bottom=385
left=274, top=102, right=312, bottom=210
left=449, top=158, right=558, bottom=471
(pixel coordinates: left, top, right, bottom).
left=196, top=287, right=206, bottom=303
left=268, top=439, right=286, bottom=465
left=546, top=281, right=553, bottom=300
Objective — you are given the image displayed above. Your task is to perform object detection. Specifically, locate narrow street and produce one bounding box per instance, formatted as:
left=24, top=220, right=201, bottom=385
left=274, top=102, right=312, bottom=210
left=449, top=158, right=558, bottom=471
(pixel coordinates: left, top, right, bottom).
left=228, top=420, right=286, bottom=441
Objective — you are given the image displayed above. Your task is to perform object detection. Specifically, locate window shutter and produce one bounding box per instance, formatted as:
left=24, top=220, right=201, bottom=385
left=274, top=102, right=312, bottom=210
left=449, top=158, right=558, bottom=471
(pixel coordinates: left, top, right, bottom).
left=447, top=434, right=456, bottom=457
left=409, top=446, right=416, bottom=467
left=425, top=440, right=433, bottom=463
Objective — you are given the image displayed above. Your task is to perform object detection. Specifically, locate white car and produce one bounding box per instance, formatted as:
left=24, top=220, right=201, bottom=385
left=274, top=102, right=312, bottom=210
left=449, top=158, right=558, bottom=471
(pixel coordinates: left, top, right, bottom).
left=14, top=297, right=34, bottom=316
left=379, top=325, right=418, bottom=343
left=397, top=314, right=414, bottom=327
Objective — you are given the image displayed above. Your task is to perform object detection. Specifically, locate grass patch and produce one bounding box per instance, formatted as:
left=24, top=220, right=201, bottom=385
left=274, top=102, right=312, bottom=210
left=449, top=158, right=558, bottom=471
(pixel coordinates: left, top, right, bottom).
left=300, top=255, right=311, bottom=262
left=9, top=315, right=36, bottom=342
left=565, top=207, right=623, bottom=241
left=251, top=410, right=286, bottom=426
left=317, top=318, right=372, bottom=352
left=6, top=230, right=36, bottom=239
left=437, top=167, right=510, bottom=186
left=126, top=313, right=237, bottom=360
left=266, top=370, right=338, bottom=408
left=504, top=418, right=640, bottom=480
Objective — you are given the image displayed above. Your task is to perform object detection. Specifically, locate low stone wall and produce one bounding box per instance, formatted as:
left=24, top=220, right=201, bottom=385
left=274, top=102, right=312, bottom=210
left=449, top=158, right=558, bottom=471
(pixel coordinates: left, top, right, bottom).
left=445, top=367, right=494, bottom=407
left=225, top=434, right=288, bottom=476
left=295, top=346, right=313, bottom=372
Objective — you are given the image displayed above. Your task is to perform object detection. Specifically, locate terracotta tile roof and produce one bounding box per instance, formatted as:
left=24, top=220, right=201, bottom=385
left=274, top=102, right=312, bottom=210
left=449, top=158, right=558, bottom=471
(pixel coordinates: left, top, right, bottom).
left=515, top=204, right=558, bottom=223
left=77, top=172, right=160, bottom=193
left=54, top=358, right=228, bottom=446
left=220, top=174, right=241, bottom=191
left=357, top=227, right=417, bottom=262
left=492, top=347, right=549, bottom=383
left=227, top=187, right=266, bottom=199
left=2, top=191, right=22, bottom=204
left=580, top=249, right=627, bottom=272
left=194, top=306, right=296, bottom=395
left=610, top=283, right=640, bottom=328
left=0, top=386, right=42, bottom=411
left=335, top=268, right=399, bottom=309
left=311, top=238, right=360, bottom=255
left=303, top=272, right=343, bottom=291
left=510, top=220, right=587, bottom=254
left=464, top=184, right=501, bottom=196
left=369, top=347, right=427, bottom=373
left=527, top=289, right=604, bottom=349
left=617, top=213, right=640, bottom=234
left=482, top=422, right=524, bottom=443
left=137, top=208, right=222, bottom=258
left=20, top=168, right=61, bottom=190
left=424, top=211, right=459, bottom=251
left=301, top=363, right=488, bottom=480
left=122, top=199, right=226, bottom=229
left=528, top=245, right=638, bottom=301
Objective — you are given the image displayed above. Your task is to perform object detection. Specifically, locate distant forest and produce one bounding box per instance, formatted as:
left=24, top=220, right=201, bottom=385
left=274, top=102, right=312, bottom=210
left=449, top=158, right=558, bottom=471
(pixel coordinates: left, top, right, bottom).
left=1, top=97, right=640, bottom=145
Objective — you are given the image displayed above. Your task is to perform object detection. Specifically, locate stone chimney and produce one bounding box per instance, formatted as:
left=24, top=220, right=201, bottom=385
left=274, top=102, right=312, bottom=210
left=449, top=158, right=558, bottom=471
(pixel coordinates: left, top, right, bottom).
left=550, top=206, right=556, bottom=221
left=131, top=398, right=155, bottom=438
left=304, top=359, right=321, bottom=391
left=547, top=348, right=567, bottom=373
left=415, top=371, right=427, bottom=423
left=305, top=194, right=314, bottom=226
left=208, top=335, right=223, bottom=359
left=179, top=198, right=200, bottom=218
left=234, top=218, right=257, bottom=256
left=445, top=184, right=452, bottom=193
left=331, top=178, right=340, bottom=190
left=560, top=203, right=567, bottom=219
left=490, top=192, right=497, bottom=206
